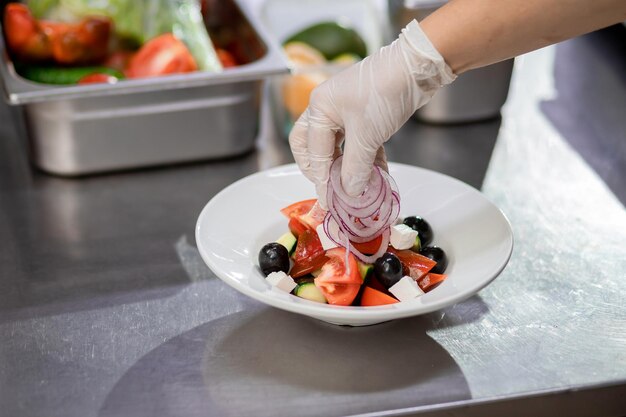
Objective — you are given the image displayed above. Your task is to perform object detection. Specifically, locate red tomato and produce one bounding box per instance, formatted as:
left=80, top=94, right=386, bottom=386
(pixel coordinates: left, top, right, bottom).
left=418, top=273, right=447, bottom=292
left=287, top=217, right=309, bottom=238
left=280, top=199, right=317, bottom=219
left=105, top=50, right=134, bottom=72
left=78, top=73, right=117, bottom=84
left=387, top=248, right=436, bottom=280
left=360, top=286, right=399, bottom=306
left=351, top=235, right=383, bottom=255
left=281, top=199, right=325, bottom=235
left=290, top=229, right=327, bottom=278
left=216, top=48, right=237, bottom=68
left=314, top=247, right=361, bottom=306
left=126, top=33, right=197, bottom=78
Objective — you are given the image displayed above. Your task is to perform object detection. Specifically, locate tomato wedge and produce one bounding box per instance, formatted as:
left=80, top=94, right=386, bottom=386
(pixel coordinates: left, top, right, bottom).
left=351, top=234, right=383, bottom=255
left=290, top=229, right=327, bottom=278
left=126, top=33, right=197, bottom=78
left=280, top=199, right=317, bottom=219
left=216, top=48, right=237, bottom=68
left=287, top=217, right=309, bottom=238
left=418, top=273, right=447, bottom=292
left=387, top=248, right=436, bottom=280
left=314, top=247, right=361, bottom=306
left=360, top=286, right=399, bottom=306
left=78, top=73, right=117, bottom=84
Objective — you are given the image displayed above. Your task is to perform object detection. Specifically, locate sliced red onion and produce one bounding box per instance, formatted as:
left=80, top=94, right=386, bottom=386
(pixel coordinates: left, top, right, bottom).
left=320, top=155, right=401, bottom=263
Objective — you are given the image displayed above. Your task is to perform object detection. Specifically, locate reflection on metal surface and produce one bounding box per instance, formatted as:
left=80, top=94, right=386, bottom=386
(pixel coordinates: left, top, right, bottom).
left=427, top=46, right=626, bottom=397
left=99, top=308, right=472, bottom=417
left=175, top=235, right=216, bottom=283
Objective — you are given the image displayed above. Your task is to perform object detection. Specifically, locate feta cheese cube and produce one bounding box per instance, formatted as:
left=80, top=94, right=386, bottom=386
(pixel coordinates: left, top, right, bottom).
left=390, top=224, right=418, bottom=250
left=266, top=271, right=297, bottom=293
left=316, top=224, right=338, bottom=251
left=389, top=276, right=424, bottom=302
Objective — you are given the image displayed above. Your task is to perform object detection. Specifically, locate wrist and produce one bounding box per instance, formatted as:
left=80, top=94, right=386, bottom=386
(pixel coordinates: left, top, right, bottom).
left=399, top=20, right=456, bottom=85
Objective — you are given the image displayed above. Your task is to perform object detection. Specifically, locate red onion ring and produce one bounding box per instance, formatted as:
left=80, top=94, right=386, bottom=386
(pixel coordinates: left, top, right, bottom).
left=320, top=155, right=401, bottom=263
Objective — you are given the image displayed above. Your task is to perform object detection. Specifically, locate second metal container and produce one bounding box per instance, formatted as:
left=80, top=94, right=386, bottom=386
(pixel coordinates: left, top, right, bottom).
left=389, top=0, right=514, bottom=124
left=0, top=0, right=288, bottom=176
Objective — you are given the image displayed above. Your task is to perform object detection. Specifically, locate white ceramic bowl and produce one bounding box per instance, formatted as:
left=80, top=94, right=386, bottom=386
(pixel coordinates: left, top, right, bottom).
left=196, top=163, right=513, bottom=326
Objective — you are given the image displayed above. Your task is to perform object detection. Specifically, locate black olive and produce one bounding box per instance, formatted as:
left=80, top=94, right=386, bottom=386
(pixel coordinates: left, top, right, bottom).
left=403, top=216, right=433, bottom=247
left=419, top=246, right=448, bottom=274
left=374, top=253, right=403, bottom=288
left=258, top=243, right=290, bottom=276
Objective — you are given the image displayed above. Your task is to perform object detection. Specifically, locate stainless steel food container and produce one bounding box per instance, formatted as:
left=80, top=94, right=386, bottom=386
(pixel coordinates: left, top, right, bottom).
left=388, top=0, right=514, bottom=124
left=0, top=0, right=288, bottom=176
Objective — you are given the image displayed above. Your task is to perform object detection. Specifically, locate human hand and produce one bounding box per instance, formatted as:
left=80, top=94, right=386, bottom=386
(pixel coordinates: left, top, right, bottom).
left=289, top=20, right=455, bottom=208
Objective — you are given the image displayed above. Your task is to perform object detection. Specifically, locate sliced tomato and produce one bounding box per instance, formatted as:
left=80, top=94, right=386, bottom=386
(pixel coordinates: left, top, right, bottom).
left=360, top=286, right=399, bottom=306
left=299, top=201, right=326, bottom=229
left=287, top=217, right=309, bottom=238
left=216, top=48, right=237, bottom=68
left=418, top=273, right=447, bottom=292
left=314, top=247, right=361, bottom=305
left=387, top=247, right=436, bottom=280
left=280, top=199, right=317, bottom=219
left=351, top=234, right=383, bottom=255
left=78, top=73, right=117, bottom=84
left=105, top=50, right=134, bottom=72
left=290, top=229, right=327, bottom=278
left=282, top=199, right=325, bottom=234
left=126, top=33, right=197, bottom=78
left=367, top=274, right=391, bottom=294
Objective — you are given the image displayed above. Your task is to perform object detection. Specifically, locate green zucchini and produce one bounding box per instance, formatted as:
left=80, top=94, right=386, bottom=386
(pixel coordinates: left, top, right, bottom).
left=294, top=282, right=326, bottom=303
left=15, top=64, right=124, bottom=85
left=357, top=261, right=373, bottom=282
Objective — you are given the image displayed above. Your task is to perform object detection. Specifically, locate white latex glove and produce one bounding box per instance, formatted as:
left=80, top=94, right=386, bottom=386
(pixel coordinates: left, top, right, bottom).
left=289, top=20, right=456, bottom=209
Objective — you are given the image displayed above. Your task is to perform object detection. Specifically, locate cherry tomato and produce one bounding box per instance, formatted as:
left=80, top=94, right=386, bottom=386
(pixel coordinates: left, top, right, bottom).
left=78, top=73, right=117, bottom=84
left=314, top=247, right=361, bottom=306
left=387, top=247, right=436, bottom=280
left=290, top=229, right=327, bottom=278
left=126, top=33, right=197, bottom=78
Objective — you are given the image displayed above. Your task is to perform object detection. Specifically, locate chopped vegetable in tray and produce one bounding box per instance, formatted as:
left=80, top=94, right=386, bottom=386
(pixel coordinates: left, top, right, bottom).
left=3, top=0, right=238, bottom=85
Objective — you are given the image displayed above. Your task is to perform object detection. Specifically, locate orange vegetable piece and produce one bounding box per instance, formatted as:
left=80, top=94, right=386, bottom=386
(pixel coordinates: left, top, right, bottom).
left=417, top=273, right=447, bottom=292
left=360, top=286, right=399, bottom=306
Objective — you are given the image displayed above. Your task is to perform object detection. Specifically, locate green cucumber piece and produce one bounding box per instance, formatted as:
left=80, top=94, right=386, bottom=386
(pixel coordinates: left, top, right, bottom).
left=276, top=232, right=297, bottom=255
left=15, top=64, right=124, bottom=85
left=412, top=235, right=422, bottom=252
left=357, top=261, right=374, bottom=282
left=294, top=282, right=327, bottom=303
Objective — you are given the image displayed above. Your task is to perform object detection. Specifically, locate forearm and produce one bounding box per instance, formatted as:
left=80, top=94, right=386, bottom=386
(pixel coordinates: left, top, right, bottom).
left=421, top=0, right=626, bottom=73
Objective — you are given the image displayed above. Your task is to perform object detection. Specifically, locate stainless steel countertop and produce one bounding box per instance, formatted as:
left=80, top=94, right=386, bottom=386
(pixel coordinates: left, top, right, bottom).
left=1, top=25, right=626, bottom=417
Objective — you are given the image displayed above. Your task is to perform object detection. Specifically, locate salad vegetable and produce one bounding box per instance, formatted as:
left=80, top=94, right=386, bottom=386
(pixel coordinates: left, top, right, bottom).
left=259, top=197, right=449, bottom=307
left=4, top=1, right=234, bottom=85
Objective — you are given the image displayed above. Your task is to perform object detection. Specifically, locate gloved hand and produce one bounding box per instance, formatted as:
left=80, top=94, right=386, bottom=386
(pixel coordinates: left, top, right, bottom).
left=289, top=20, right=456, bottom=208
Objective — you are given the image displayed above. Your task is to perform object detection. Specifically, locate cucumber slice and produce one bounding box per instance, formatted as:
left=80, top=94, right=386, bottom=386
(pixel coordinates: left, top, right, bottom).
left=294, top=282, right=327, bottom=303
left=358, top=261, right=374, bottom=282
left=276, top=232, right=297, bottom=255
left=412, top=235, right=422, bottom=252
